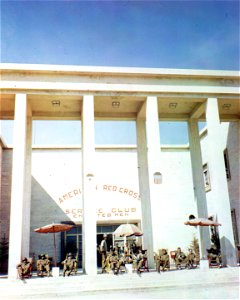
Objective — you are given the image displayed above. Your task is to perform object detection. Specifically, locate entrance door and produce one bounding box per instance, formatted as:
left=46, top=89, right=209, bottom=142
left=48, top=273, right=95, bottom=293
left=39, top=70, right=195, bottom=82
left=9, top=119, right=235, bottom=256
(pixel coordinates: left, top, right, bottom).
left=62, top=223, right=122, bottom=268
left=97, top=224, right=119, bottom=267
left=61, top=225, right=82, bottom=268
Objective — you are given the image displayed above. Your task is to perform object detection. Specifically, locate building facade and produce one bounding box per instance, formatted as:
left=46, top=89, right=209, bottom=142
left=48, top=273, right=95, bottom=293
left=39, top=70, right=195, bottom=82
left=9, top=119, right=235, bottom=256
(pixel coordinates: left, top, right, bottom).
left=0, top=64, right=239, bottom=277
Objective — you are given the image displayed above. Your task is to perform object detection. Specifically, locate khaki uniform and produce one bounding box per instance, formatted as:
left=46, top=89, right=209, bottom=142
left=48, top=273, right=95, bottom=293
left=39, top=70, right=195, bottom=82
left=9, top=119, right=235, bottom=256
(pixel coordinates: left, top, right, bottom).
left=37, top=254, right=51, bottom=276
left=100, top=237, right=108, bottom=273
left=187, top=249, right=196, bottom=268
left=62, top=253, right=77, bottom=276
left=175, top=248, right=187, bottom=269
left=17, top=258, right=31, bottom=279
left=109, top=251, right=119, bottom=274
left=156, top=249, right=170, bottom=272
left=136, top=251, right=144, bottom=272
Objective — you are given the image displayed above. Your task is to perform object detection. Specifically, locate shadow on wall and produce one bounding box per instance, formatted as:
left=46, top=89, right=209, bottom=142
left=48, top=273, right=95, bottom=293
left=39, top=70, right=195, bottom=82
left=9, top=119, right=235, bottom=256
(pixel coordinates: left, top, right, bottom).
left=226, top=122, right=240, bottom=247
left=220, top=236, right=238, bottom=267
left=30, top=176, right=73, bottom=267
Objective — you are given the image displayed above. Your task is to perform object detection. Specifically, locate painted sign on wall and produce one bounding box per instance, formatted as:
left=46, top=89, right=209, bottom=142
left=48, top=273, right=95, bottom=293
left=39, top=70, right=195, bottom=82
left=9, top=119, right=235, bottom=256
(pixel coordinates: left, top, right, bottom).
left=57, top=184, right=141, bottom=222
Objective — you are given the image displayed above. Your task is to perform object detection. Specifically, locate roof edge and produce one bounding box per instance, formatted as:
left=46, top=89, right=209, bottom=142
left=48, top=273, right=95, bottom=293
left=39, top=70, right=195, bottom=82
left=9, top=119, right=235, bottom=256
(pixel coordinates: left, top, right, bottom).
left=1, top=63, right=239, bottom=78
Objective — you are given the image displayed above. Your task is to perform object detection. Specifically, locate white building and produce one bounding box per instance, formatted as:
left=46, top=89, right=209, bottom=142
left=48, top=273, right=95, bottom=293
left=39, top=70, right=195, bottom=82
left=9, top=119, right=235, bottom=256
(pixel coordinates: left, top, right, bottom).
left=0, top=64, right=239, bottom=277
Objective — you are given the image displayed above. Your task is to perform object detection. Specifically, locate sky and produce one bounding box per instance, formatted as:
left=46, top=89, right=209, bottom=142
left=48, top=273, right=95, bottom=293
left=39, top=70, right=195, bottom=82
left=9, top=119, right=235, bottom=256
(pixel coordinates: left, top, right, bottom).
left=1, top=0, right=239, bottom=69
left=0, top=0, right=239, bottom=145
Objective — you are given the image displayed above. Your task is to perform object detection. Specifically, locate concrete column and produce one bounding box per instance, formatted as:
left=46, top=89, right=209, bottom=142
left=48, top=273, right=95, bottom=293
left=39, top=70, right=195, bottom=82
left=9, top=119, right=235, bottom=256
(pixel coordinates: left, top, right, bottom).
left=22, top=110, right=32, bottom=258
left=8, top=94, right=32, bottom=278
left=136, top=96, right=162, bottom=269
left=188, top=119, right=211, bottom=259
left=81, top=95, right=97, bottom=275
left=205, top=98, right=237, bottom=266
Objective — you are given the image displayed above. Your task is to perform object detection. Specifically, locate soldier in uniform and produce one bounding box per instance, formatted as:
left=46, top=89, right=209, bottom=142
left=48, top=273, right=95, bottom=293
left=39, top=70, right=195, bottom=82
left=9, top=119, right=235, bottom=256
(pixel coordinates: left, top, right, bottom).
left=175, top=247, right=187, bottom=269
left=17, top=257, right=32, bottom=279
left=109, top=249, right=119, bottom=275
left=99, top=234, right=108, bottom=273
left=131, top=251, right=138, bottom=273
left=207, top=244, right=222, bottom=267
left=62, top=253, right=77, bottom=276
left=187, top=248, right=196, bottom=268
left=136, top=249, right=144, bottom=273
left=117, top=252, right=127, bottom=273
left=156, top=249, right=170, bottom=272
left=37, top=254, right=51, bottom=277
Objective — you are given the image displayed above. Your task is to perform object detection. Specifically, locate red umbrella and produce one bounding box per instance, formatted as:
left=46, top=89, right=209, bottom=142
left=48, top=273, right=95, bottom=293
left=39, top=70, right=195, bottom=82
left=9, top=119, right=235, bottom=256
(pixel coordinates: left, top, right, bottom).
left=34, top=223, right=74, bottom=267
left=113, top=224, right=143, bottom=237
left=184, top=218, right=221, bottom=227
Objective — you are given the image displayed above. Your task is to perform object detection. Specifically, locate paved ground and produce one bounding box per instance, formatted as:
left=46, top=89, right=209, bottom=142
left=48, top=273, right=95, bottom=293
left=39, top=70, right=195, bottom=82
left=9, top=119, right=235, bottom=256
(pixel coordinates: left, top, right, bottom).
left=0, top=267, right=239, bottom=299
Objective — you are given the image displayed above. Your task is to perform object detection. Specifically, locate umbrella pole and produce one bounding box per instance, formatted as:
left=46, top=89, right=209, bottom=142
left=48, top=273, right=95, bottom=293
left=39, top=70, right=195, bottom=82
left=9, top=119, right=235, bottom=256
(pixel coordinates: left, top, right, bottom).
left=124, top=236, right=127, bottom=252
left=53, top=231, right=57, bottom=267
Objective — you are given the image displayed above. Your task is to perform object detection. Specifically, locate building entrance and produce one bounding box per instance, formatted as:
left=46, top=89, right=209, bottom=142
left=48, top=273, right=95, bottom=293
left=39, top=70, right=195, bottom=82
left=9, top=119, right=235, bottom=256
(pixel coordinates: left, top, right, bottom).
left=62, top=224, right=121, bottom=268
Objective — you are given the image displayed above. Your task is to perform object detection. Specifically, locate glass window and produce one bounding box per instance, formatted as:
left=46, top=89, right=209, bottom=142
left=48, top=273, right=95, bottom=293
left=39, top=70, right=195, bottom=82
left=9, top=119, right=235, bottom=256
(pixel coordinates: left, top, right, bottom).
left=224, top=149, right=231, bottom=180
left=0, top=120, right=14, bottom=144
left=231, top=209, right=239, bottom=245
left=95, top=121, right=136, bottom=145
left=32, top=120, right=81, bottom=145
left=203, top=163, right=211, bottom=192
left=159, top=121, right=189, bottom=145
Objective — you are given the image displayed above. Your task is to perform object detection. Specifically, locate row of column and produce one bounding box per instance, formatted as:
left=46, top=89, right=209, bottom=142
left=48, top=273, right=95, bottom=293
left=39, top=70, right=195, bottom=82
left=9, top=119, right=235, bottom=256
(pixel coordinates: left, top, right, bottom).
left=7, top=95, right=237, bottom=277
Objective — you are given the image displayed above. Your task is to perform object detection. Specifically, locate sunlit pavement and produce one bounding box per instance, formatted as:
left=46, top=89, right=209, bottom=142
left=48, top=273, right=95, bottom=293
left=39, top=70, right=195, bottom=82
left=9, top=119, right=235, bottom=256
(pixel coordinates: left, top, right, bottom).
left=0, top=267, right=239, bottom=299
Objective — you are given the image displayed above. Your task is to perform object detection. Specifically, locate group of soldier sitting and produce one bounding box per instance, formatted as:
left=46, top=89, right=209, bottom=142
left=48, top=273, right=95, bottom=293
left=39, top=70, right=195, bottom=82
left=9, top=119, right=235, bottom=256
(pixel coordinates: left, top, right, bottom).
left=16, top=252, right=78, bottom=279
left=36, top=252, right=78, bottom=277
left=173, top=247, right=197, bottom=270
left=17, top=255, right=51, bottom=279
left=101, top=247, right=148, bottom=275
left=155, top=247, right=197, bottom=272
left=16, top=244, right=222, bottom=279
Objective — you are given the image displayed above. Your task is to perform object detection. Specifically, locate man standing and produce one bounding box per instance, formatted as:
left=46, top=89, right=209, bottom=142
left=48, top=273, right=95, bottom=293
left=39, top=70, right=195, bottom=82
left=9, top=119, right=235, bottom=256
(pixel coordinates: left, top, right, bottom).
left=100, top=234, right=108, bottom=273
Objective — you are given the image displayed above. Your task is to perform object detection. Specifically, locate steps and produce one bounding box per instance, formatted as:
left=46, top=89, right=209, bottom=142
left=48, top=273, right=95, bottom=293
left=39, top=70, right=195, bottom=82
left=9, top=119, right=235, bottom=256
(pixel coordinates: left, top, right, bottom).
left=1, top=267, right=239, bottom=299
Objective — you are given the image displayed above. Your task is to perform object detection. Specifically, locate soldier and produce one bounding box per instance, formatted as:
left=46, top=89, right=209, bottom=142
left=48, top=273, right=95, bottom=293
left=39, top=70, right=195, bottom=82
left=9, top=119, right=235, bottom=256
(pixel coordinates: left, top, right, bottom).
left=16, top=257, right=32, bottom=279
left=62, top=253, right=77, bottom=276
left=117, top=252, right=127, bottom=273
left=207, top=244, right=222, bottom=267
left=99, top=234, right=108, bottom=273
left=187, top=249, right=196, bottom=268
left=136, top=249, right=144, bottom=273
left=109, top=250, right=119, bottom=275
left=131, top=251, right=138, bottom=273
left=37, top=254, right=51, bottom=276
left=175, top=247, right=187, bottom=269
left=156, top=249, right=170, bottom=272
left=103, top=251, right=112, bottom=273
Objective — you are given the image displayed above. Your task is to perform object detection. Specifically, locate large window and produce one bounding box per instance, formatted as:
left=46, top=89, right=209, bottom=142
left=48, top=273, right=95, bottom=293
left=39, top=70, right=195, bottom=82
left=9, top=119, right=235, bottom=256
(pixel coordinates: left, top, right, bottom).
left=159, top=121, right=189, bottom=145
left=0, top=120, right=14, bottom=144
left=0, top=120, right=82, bottom=145
left=33, top=120, right=81, bottom=145
left=224, top=148, right=231, bottom=180
left=231, top=209, right=239, bottom=246
left=95, top=121, right=136, bottom=145
left=203, top=163, right=211, bottom=192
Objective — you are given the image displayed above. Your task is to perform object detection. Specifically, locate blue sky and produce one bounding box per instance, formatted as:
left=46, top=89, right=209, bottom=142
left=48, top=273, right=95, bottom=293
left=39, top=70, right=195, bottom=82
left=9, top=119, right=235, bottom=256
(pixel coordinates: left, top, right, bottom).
left=1, top=0, right=239, bottom=145
left=1, top=0, right=239, bottom=69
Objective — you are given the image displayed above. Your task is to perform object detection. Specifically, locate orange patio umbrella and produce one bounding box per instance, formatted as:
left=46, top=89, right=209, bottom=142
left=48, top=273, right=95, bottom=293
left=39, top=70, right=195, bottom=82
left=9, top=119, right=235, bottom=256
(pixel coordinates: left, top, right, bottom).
left=34, top=223, right=74, bottom=267
left=184, top=217, right=221, bottom=227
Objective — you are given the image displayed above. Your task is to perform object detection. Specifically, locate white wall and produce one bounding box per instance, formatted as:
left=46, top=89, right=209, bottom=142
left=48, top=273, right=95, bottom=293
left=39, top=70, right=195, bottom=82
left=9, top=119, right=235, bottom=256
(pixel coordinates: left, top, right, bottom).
left=30, top=147, right=197, bottom=259
left=151, top=149, right=197, bottom=253
left=200, top=121, right=240, bottom=245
